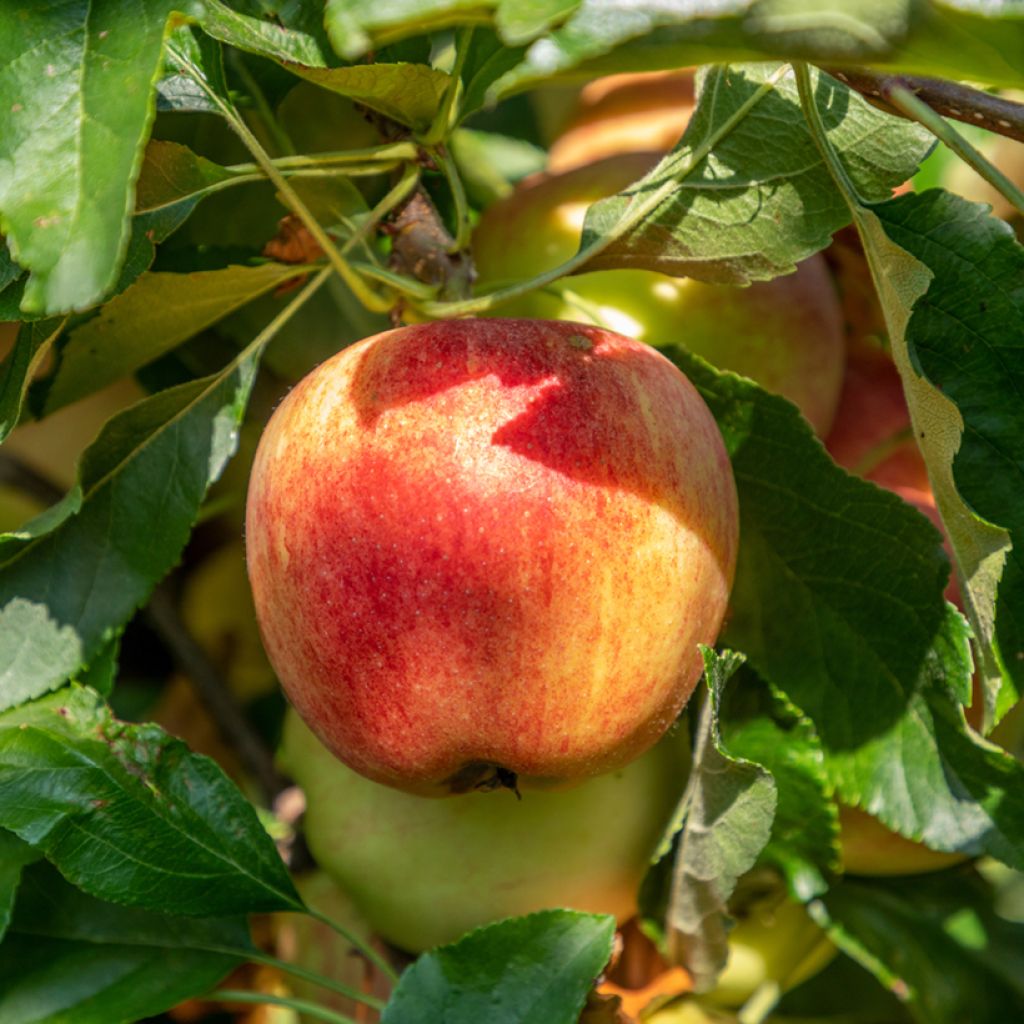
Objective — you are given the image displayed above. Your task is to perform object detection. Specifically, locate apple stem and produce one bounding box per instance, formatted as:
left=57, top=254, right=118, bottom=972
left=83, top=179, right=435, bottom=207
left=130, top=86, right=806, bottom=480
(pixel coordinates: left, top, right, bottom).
left=309, top=907, right=402, bottom=984
left=210, top=989, right=359, bottom=1024
left=166, top=41, right=393, bottom=314
left=243, top=949, right=387, bottom=1011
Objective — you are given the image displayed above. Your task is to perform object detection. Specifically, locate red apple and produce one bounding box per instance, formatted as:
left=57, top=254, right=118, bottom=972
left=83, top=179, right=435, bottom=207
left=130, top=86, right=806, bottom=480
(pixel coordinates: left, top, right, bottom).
left=548, top=70, right=696, bottom=173
left=472, top=156, right=845, bottom=436
left=281, top=709, right=690, bottom=952
left=246, top=319, right=738, bottom=796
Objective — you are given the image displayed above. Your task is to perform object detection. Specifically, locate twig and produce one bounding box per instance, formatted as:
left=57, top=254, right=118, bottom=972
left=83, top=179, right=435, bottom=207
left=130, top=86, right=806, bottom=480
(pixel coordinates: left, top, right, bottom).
left=212, top=989, right=358, bottom=1024
left=887, top=84, right=1024, bottom=216
left=0, top=452, right=284, bottom=798
left=146, top=584, right=287, bottom=802
left=0, top=452, right=63, bottom=506
left=418, top=64, right=790, bottom=318
left=824, top=67, right=1024, bottom=144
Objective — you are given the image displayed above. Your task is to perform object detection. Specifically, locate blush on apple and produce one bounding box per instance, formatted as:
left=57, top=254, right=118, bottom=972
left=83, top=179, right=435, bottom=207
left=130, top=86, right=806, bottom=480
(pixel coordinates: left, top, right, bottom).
left=472, top=155, right=845, bottom=437
left=246, top=319, right=738, bottom=796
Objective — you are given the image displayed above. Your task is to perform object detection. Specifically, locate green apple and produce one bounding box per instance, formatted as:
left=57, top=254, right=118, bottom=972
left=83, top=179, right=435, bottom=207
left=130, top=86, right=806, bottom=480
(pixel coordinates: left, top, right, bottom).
left=472, top=157, right=845, bottom=436
left=702, top=891, right=836, bottom=1010
left=280, top=709, right=690, bottom=953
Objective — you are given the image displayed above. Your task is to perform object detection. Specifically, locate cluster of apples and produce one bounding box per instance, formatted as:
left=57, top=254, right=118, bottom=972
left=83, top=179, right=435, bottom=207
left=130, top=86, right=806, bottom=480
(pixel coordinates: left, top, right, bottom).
left=240, top=69, right=995, bottom=1011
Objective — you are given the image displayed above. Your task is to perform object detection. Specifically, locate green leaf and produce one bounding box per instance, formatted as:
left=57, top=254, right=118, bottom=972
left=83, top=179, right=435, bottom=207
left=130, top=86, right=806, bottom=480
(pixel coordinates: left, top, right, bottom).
left=0, top=349, right=258, bottom=710
left=458, top=30, right=529, bottom=119
left=641, top=649, right=776, bottom=993
left=0, top=1, right=185, bottom=315
left=497, top=0, right=1024, bottom=95
left=582, top=65, right=932, bottom=285
left=495, top=0, right=577, bottom=45
left=0, top=861, right=248, bottom=1024
left=871, top=191, right=1024, bottom=725
left=721, top=675, right=839, bottom=900
left=0, top=830, right=39, bottom=942
left=675, top=352, right=1024, bottom=869
left=0, top=320, right=65, bottom=444
left=286, top=64, right=452, bottom=131
left=450, top=129, right=546, bottom=207
left=0, top=248, right=20, bottom=294
left=197, top=0, right=331, bottom=65
left=40, top=262, right=301, bottom=415
left=0, top=687, right=300, bottom=915
left=816, top=871, right=1024, bottom=1024
left=135, top=139, right=243, bottom=214
left=325, top=0, right=491, bottom=60
left=380, top=910, right=615, bottom=1024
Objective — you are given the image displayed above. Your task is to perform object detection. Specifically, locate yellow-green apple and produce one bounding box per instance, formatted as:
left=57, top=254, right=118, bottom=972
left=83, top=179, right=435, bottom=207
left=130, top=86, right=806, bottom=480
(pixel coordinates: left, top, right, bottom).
left=702, top=892, right=836, bottom=1009
left=548, top=70, right=696, bottom=173
left=472, top=156, right=845, bottom=436
left=280, top=709, right=690, bottom=952
left=836, top=805, right=968, bottom=877
left=246, top=319, right=738, bottom=796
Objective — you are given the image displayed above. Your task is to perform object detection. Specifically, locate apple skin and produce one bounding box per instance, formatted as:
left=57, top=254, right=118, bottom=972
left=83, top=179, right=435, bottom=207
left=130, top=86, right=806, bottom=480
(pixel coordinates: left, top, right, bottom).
left=280, top=709, right=690, bottom=953
left=472, top=156, right=845, bottom=436
left=836, top=805, right=967, bottom=877
left=703, top=896, right=836, bottom=1009
left=548, top=70, right=696, bottom=173
left=246, top=319, right=738, bottom=796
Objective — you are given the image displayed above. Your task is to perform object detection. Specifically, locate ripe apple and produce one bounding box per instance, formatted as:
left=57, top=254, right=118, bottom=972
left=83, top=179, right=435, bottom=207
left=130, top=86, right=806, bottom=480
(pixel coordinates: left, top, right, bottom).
left=246, top=319, right=738, bottom=796
left=548, top=70, right=696, bottom=173
left=280, top=709, right=690, bottom=952
left=472, top=156, right=845, bottom=436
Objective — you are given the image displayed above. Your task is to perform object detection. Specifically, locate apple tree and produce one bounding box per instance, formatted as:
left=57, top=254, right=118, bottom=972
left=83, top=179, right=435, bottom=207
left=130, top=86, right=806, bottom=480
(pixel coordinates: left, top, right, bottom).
left=1, top=2, right=1023, bottom=1023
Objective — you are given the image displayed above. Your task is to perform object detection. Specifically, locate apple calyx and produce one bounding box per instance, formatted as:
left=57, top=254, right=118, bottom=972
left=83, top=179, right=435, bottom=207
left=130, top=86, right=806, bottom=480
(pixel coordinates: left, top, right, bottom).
left=445, top=762, right=522, bottom=798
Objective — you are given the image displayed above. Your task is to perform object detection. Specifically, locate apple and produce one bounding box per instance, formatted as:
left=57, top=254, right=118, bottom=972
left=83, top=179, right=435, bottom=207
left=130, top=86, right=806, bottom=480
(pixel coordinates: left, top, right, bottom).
left=280, top=708, right=691, bottom=952
left=246, top=319, right=738, bottom=796
left=273, top=870, right=392, bottom=1016
left=548, top=70, right=696, bottom=173
left=472, top=157, right=845, bottom=436
left=703, top=893, right=836, bottom=1010
left=836, top=805, right=968, bottom=877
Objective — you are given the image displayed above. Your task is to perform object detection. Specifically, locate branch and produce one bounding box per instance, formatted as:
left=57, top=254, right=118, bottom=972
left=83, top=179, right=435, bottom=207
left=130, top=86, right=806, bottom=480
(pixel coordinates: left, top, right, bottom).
left=146, top=584, right=287, bottom=803
left=0, top=452, right=284, bottom=799
left=825, top=67, right=1024, bottom=144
